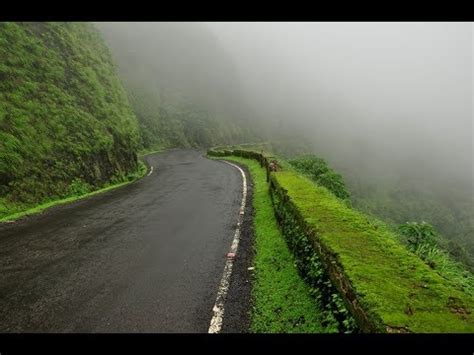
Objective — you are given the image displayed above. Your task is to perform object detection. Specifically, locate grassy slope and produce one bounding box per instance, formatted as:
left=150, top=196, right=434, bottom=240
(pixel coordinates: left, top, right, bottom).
left=274, top=170, right=474, bottom=332
left=348, top=173, right=474, bottom=267
left=0, top=146, right=169, bottom=223
left=219, top=156, right=337, bottom=333
left=0, top=159, right=148, bottom=223
left=0, top=22, right=140, bottom=219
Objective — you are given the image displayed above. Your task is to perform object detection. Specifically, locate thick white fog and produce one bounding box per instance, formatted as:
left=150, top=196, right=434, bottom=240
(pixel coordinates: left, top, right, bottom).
left=205, top=22, right=473, bottom=186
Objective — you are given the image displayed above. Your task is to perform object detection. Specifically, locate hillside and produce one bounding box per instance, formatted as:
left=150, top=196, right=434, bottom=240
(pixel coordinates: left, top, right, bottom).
left=253, top=139, right=474, bottom=271
left=0, top=22, right=471, bottom=337
left=0, top=22, right=141, bottom=219
left=97, top=22, right=259, bottom=150
left=209, top=146, right=474, bottom=333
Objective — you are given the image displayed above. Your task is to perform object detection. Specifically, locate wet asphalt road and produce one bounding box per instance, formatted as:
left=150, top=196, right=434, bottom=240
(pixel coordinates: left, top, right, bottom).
left=0, top=149, right=244, bottom=332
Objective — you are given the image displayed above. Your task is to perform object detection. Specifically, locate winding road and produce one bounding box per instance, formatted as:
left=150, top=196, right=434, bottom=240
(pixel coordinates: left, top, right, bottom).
left=0, top=149, right=251, bottom=332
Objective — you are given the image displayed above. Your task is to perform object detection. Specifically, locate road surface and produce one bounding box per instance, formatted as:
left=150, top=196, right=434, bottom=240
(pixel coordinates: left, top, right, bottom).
left=0, top=149, right=250, bottom=332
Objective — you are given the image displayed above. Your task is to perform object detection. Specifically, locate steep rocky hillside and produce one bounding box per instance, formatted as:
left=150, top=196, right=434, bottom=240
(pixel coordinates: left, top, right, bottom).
left=0, top=22, right=140, bottom=218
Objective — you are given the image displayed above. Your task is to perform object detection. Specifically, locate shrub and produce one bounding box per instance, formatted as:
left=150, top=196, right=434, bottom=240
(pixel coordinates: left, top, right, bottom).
left=288, top=155, right=350, bottom=201
left=0, top=22, right=140, bottom=218
left=68, top=178, right=91, bottom=196
left=399, top=221, right=438, bottom=250
left=399, top=221, right=474, bottom=296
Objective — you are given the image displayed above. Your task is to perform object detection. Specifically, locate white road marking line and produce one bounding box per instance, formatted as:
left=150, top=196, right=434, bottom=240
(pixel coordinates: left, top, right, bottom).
left=208, top=160, right=247, bottom=334
left=148, top=166, right=154, bottom=176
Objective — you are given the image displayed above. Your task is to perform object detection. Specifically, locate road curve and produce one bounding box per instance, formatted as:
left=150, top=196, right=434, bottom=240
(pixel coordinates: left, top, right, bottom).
left=0, top=149, right=244, bottom=332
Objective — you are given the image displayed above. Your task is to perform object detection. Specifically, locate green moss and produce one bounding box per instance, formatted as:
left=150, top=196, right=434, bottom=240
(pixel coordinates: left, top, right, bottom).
left=215, top=156, right=338, bottom=333
left=0, top=22, right=140, bottom=219
left=288, top=155, right=350, bottom=201
left=274, top=170, right=474, bottom=332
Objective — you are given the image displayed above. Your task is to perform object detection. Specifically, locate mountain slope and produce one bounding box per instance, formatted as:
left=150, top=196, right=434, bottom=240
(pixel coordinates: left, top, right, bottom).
left=0, top=22, right=140, bottom=218
left=98, top=22, right=259, bottom=150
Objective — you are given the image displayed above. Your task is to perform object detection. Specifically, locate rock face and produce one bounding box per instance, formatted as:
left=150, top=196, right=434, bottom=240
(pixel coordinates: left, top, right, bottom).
left=0, top=22, right=140, bottom=216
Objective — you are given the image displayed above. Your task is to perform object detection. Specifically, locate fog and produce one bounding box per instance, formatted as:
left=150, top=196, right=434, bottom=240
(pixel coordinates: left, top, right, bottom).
left=96, top=22, right=473, bottom=255
left=202, top=22, right=472, bottom=188
left=98, top=22, right=250, bottom=121
left=98, top=22, right=473, bottom=193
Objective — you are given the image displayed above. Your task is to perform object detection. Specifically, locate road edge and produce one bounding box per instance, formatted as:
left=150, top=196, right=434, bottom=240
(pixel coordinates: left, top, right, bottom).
left=208, top=160, right=247, bottom=333
left=207, top=159, right=254, bottom=334
left=0, top=150, right=163, bottom=224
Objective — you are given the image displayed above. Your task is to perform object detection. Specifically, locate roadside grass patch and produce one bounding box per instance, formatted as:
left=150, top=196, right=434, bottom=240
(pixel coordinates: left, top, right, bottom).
left=138, top=146, right=167, bottom=158
left=216, top=155, right=338, bottom=333
left=273, top=170, right=474, bottom=332
left=0, top=158, right=148, bottom=223
left=209, top=147, right=474, bottom=332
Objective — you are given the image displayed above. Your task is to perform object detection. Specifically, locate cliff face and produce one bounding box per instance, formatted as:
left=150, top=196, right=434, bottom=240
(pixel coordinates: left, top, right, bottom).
left=0, top=22, right=140, bottom=217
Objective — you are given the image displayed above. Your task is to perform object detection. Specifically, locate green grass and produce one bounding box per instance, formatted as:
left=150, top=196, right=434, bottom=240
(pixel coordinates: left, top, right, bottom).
left=138, top=146, right=167, bottom=158
left=273, top=170, right=474, bottom=332
left=0, top=156, right=151, bottom=223
left=215, top=155, right=338, bottom=333
left=404, top=241, right=474, bottom=297
left=0, top=22, right=142, bottom=210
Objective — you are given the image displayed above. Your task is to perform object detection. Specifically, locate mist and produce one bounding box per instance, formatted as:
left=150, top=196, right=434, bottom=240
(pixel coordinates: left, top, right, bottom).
left=2, top=21, right=473, bottom=334
left=98, top=22, right=250, bottom=121
left=97, top=22, right=473, bottom=253
left=204, top=22, right=472, bottom=187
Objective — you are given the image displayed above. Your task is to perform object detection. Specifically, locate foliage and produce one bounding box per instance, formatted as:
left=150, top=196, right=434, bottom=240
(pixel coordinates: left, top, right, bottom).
left=0, top=22, right=141, bottom=219
left=399, top=221, right=438, bottom=250
left=288, top=155, right=350, bottom=201
left=271, top=180, right=357, bottom=332
left=68, top=178, right=92, bottom=196
left=213, top=147, right=474, bottom=332
left=273, top=169, right=474, bottom=332
left=255, top=140, right=474, bottom=271
left=0, top=160, right=147, bottom=223
left=219, top=156, right=338, bottom=333
left=348, top=175, right=474, bottom=271
left=399, top=222, right=474, bottom=296
left=98, top=23, right=260, bottom=151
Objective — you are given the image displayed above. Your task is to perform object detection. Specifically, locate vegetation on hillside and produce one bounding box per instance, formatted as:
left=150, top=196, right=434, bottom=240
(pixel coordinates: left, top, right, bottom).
left=98, top=22, right=259, bottom=152
left=1, top=20, right=470, bottom=332
left=273, top=168, right=474, bottom=332
left=349, top=177, right=474, bottom=271
left=398, top=221, right=474, bottom=296
left=0, top=22, right=259, bottom=221
left=211, top=147, right=474, bottom=332
left=288, top=155, right=350, bottom=201
left=125, top=85, right=251, bottom=150
left=285, top=153, right=474, bottom=294
left=217, top=156, right=339, bottom=333
left=0, top=22, right=141, bottom=219
left=253, top=140, right=474, bottom=272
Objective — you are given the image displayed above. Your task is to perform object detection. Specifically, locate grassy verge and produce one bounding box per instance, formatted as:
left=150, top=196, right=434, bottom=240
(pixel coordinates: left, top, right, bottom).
left=215, top=155, right=338, bottom=333
left=0, top=151, right=159, bottom=223
left=273, top=170, right=474, bottom=332
left=138, top=145, right=167, bottom=158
